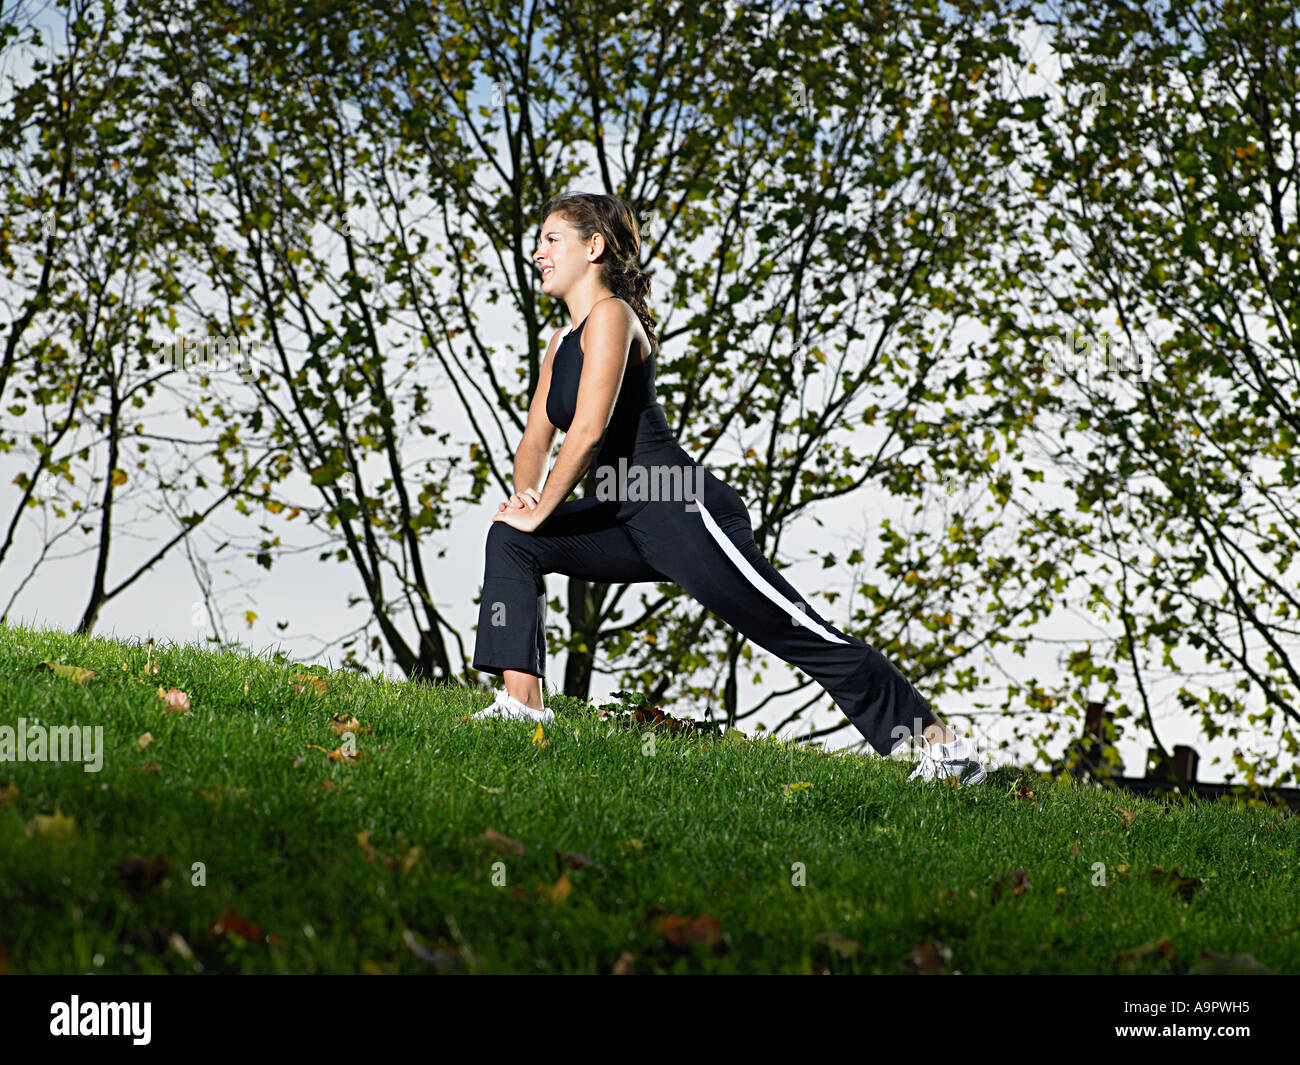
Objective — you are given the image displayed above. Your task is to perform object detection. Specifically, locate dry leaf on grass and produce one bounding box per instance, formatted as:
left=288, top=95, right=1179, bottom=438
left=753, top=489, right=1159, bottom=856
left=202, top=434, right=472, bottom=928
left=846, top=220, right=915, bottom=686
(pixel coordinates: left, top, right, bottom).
left=157, top=686, right=190, bottom=713
left=554, top=849, right=599, bottom=873
left=402, top=929, right=460, bottom=970
left=908, top=938, right=953, bottom=973
left=29, top=810, right=76, bottom=839
left=646, top=909, right=723, bottom=951
left=210, top=905, right=262, bottom=943
left=990, top=867, right=1030, bottom=902
left=118, top=856, right=168, bottom=895
left=548, top=873, right=572, bottom=906
left=36, top=661, right=96, bottom=683
left=291, top=672, right=329, bottom=695
left=1115, top=936, right=1174, bottom=969
left=1148, top=865, right=1203, bottom=902
left=469, top=828, right=524, bottom=856
left=815, top=931, right=862, bottom=959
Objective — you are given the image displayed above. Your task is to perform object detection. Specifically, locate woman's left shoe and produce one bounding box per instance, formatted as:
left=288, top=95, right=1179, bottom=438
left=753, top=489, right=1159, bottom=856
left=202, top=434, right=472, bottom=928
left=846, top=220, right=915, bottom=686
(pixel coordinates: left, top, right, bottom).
left=907, top=734, right=987, bottom=785
left=472, top=688, right=555, bottom=723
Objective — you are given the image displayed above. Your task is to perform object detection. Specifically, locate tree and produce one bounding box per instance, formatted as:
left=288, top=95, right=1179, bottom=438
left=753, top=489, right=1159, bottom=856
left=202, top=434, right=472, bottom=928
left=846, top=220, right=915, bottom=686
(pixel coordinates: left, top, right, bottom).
left=0, top=0, right=269, bottom=634
left=991, top=0, right=1299, bottom=788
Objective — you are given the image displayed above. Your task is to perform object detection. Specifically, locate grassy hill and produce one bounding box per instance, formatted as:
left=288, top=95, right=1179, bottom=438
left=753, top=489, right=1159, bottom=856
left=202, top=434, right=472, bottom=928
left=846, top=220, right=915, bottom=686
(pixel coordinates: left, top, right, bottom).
left=1, top=621, right=1296, bottom=974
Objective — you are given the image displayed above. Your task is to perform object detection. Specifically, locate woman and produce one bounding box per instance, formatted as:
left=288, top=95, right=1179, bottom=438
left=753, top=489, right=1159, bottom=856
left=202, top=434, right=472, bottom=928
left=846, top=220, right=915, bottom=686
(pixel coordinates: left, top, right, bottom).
left=470, top=192, right=984, bottom=785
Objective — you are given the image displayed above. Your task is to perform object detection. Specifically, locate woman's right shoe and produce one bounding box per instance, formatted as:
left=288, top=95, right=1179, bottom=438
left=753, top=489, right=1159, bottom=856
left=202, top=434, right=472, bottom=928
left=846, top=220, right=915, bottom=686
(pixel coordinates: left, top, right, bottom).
left=471, top=688, right=555, bottom=723
left=907, top=734, right=987, bottom=785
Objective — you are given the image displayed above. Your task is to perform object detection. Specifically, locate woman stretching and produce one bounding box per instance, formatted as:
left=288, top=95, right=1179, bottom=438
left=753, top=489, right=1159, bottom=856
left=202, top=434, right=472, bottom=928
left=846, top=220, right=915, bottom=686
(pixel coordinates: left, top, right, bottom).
left=470, top=192, right=985, bottom=786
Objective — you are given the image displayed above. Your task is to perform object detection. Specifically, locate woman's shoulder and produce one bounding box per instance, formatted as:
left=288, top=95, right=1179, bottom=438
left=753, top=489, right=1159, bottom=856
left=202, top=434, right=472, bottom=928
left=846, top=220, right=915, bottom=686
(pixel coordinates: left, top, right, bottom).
left=588, top=294, right=634, bottom=321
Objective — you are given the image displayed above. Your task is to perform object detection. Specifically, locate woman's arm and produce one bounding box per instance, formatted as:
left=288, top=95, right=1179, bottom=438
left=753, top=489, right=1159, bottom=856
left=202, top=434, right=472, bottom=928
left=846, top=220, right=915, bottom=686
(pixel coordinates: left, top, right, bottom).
left=530, top=300, right=633, bottom=524
left=511, top=328, right=564, bottom=498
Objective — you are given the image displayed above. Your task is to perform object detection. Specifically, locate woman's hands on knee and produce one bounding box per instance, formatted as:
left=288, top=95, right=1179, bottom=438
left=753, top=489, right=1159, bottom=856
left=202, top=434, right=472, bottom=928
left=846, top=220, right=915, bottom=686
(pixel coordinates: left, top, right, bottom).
left=500, top=487, right=540, bottom=513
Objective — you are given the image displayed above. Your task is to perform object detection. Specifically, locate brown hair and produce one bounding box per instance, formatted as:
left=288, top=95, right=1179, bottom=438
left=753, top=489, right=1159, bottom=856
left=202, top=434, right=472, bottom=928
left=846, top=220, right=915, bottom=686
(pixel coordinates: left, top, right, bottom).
left=539, top=192, right=658, bottom=355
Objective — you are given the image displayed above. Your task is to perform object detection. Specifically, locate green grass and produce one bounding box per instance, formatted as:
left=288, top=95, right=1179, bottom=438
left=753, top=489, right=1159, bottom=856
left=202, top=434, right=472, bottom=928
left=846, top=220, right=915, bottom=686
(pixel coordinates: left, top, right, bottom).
left=1, top=620, right=1297, bottom=975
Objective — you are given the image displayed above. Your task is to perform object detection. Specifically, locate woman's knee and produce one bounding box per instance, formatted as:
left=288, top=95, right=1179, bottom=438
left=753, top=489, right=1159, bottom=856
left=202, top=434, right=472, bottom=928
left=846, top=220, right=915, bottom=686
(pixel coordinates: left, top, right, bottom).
left=485, top=519, right=540, bottom=568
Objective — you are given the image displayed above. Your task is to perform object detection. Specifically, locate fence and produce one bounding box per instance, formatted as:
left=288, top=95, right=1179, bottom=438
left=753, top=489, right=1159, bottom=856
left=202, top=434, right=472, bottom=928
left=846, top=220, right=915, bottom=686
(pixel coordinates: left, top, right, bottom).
left=1067, top=702, right=1300, bottom=812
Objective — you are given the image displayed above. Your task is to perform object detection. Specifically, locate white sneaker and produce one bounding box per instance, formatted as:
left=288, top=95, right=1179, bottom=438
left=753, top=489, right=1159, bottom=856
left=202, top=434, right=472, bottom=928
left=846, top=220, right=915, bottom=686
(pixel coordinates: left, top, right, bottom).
left=472, top=688, right=554, bottom=723
left=907, top=734, right=987, bottom=785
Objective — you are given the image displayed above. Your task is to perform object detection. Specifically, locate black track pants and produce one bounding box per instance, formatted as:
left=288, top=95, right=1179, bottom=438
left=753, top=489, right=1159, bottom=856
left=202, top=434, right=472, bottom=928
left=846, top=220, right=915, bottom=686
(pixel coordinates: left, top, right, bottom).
left=471, top=465, right=940, bottom=756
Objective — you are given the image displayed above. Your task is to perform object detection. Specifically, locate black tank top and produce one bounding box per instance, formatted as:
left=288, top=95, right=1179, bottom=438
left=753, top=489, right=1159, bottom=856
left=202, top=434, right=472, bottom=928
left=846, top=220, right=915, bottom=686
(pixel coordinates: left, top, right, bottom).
left=545, top=311, right=692, bottom=520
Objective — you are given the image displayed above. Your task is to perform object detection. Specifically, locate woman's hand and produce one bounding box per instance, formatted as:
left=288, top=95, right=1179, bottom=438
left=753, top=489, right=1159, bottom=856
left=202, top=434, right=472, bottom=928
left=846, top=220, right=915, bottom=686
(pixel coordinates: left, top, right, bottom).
left=499, top=487, right=541, bottom=515
left=492, top=488, right=545, bottom=532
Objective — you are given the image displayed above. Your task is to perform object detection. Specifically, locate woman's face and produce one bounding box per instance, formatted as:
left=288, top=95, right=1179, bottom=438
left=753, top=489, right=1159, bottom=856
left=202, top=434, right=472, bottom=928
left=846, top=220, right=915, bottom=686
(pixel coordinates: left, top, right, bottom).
left=533, top=213, right=591, bottom=295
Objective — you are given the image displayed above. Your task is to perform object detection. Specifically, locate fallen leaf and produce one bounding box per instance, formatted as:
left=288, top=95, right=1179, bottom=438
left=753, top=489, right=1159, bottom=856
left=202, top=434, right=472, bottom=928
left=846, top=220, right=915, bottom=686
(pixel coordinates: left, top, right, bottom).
left=532, top=722, right=548, bottom=748
left=356, top=829, right=398, bottom=868
left=30, top=810, right=76, bottom=839
left=782, top=781, right=813, bottom=798
left=1113, top=806, right=1138, bottom=825
left=647, top=909, right=722, bottom=950
left=210, top=906, right=262, bottom=943
left=1116, top=936, right=1174, bottom=969
left=158, top=686, right=190, bottom=713
left=199, top=784, right=247, bottom=804
left=555, top=850, right=599, bottom=873
left=814, top=931, right=861, bottom=958
left=36, top=661, right=96, bottom=683
left=402, top=928, right=459, bottom=970
left=990, top=867, right=1030, bottom=902
left=135, top=761, right=163, bottom=773
left=326, top=745, right=365, bottom=764
left=470, top=828, right=524, bottom=856
left=1148, top=865, right=1203, bottom=902
left=118, top=855, right=168, bottom=895
left=291, top=672, right=328, bottom=695
left=137, top=732, right=154, bottom=750
left=611, top=950, right=637, bottom=974
left=907, top=938, right=952, bottom=973
left=548, top=873, right=573, bottom=906
left=167, top=932, right=193, bottom=959
left=329, top=714, right=362, bottom=734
